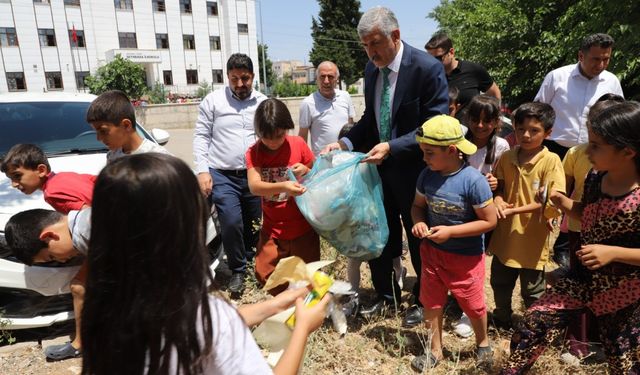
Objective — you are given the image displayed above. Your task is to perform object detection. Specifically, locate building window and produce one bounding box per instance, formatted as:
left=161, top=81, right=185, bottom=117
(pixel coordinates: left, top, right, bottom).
left=183, top=35, right=195, bottom=50
left=6, top=72, right=26, bottom=91
left=152, top=0, right=165, bottom=12
left=69, top=29, right=85, bottom=47
left=156, top=33, right=169, bottom=49
left=33, top=0, right=51, bottom=4
left=180, top=0, right=192, bottom=14
left=38, top=29, right=56, bottom=47
left=64, top=0, right=80, bottom=6
left=186, top=69, right=198, bottom=84
left=237, top=23, right=248, bottom=34
left=118, top=32, right=137, bottom=48
left=75, top=71, right=90, bottom=89
left=209, top=36, right=220, bottom=50
left=0, top=28, right=19, bottom=47
left=212, top=69, right=223, bottom=84
left=45, top=72, right=63, bottom=90
left=114, top=0, right=133, bottom=10
left=163, top=70, right=173, bottom=85
left=206, top=1, right=218, bottom=16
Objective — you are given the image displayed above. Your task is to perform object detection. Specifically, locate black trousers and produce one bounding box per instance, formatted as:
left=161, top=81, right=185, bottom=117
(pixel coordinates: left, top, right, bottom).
left=368, top=163, right=422, bottom=305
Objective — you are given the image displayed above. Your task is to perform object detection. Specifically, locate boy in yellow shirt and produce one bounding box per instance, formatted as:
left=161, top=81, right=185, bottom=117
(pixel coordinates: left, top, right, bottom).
left=488, top=102, right=565, bottom=329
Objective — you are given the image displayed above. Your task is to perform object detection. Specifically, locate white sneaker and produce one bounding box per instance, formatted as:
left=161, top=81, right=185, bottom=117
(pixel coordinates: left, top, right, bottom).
left=453, top=313, right=473, bottom=338
left=560, top=352, right=581, bottom=366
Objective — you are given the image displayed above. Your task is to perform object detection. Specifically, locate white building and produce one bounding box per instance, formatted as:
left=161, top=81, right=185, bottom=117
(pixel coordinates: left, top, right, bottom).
left=0, top=0, right=259, bottom=94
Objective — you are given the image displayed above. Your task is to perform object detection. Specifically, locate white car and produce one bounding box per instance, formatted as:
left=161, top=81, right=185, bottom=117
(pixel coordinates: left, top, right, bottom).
left=0, top=92, right=221, bottom=330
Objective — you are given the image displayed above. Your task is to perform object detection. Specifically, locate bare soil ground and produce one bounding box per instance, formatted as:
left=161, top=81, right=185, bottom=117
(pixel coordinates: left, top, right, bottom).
left=0, top=241, right=610, bottom=375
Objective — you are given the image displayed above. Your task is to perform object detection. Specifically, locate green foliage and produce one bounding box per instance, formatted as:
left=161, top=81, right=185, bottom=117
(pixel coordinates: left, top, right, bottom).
left=309, top=0, right=368, bottom=86
left=347, top=86, right=359, bottom=95
left=258, top=44, right=275, bottom=91
left=195, top=81, right=212, bottom=99
left=0, top=316, right=15, bottom=345
left=147, top=81, right=167, bottom=104
left=431, top=0, right=640, bottom=105
left=272, top=76, right=317, bottom=97
left=85, top=54, right=148, bottom=100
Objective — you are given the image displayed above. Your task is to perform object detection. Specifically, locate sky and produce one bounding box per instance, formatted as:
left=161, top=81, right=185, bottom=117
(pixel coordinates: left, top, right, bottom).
left=257, top=0, right=442, bottom=63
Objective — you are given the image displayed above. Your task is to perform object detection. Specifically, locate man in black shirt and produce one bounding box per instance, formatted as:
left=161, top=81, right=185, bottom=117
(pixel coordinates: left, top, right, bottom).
left=425, top=32, right=501, bottom=122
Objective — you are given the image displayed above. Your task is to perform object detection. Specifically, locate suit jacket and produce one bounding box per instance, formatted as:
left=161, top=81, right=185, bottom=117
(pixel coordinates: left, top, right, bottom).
left=346, top=42, right=449, bottom=169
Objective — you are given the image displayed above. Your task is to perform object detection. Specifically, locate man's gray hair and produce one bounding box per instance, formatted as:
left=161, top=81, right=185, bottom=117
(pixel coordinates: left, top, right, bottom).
left=316, top=61, right=340, bottom=78
left=357, top=6, right=399, bottom=38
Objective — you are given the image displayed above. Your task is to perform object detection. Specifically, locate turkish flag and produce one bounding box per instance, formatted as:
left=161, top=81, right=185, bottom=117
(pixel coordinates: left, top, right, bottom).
left=72, top=25, right=78, bottom=44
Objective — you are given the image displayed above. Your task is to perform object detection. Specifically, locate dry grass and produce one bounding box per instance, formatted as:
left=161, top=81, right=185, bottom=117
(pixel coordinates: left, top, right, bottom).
left=219, top=239, right=610, bottom=375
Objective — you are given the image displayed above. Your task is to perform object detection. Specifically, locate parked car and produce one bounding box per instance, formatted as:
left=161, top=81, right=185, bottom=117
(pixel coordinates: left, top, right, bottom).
left=0, top=92, right=221, bottom=330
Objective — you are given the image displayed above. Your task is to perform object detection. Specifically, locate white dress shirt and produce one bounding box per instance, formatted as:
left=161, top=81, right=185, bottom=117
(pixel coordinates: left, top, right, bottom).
left=193, top=87, right=267, bottom=173
left=341, top=42, right=404, bottom=151
left=534, top=63, right=623, bottom=147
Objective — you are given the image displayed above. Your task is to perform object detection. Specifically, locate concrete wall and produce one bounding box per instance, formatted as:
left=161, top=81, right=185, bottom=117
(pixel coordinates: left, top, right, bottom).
left=136, top=94, right=366, bottom=130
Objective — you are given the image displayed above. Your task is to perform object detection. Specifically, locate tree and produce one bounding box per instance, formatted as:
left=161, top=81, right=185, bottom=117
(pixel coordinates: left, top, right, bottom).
left=271, top=75, right=316, bottom=97
left=258, top=43, right=275, bottom=92
left=85, top=54, right=147, bottom=99
left=309, top=0, right=368, bottom=87
left=430, top=0, right=640, bottom=105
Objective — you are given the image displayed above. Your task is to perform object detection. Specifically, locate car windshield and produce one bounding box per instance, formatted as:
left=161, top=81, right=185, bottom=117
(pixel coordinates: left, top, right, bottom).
left=0, top=101, right=106, bottom=156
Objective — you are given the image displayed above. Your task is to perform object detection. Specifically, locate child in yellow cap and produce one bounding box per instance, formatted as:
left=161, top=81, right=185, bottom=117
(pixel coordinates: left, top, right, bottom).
left=410, top=114, right=497, bottom=371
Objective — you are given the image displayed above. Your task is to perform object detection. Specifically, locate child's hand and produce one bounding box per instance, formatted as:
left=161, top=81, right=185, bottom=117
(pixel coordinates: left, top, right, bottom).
left=290, top=163, right=309, bottom=178
left=577, top=244, right=616, bottom=270
left=270, top=286, right=311, bottom=313
left=485, top=173, right=498, bottom=191
left=494, top=197, right=514, bottom=219
left=426, top=226, right=452, bottom=244
left=548, top=189, right=564, bottom=207
left=293, top=294, right=331, bottom=334
left=284, top=181, right=307, bottom=196
left=411, top=222, right=431, bottom=238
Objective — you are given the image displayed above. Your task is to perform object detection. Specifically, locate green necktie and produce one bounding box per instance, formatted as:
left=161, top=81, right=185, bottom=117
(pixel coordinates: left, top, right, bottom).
left=379, top=67, right=391, bottom=142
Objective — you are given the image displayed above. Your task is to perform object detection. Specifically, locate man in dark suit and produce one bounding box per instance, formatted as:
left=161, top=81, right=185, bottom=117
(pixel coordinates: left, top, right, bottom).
left=323, top=6, right=448, bottom=326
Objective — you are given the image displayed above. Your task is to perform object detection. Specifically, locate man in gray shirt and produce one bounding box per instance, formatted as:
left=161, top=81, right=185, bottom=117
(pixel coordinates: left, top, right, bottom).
left=193, top=53, right=267, bottom=297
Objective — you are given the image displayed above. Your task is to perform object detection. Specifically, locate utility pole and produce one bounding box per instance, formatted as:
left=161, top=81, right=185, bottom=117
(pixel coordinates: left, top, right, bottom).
left=258, top=0, right=268, bottom=95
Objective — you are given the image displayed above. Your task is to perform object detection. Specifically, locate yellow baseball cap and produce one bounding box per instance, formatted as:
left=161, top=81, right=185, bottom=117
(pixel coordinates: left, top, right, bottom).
left=416, top=115, right=477, bottom=155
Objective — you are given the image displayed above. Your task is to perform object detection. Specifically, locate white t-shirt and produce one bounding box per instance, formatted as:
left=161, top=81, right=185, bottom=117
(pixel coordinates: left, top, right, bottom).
left=68, top=208, right=91, bottom=255
left=299, top=90, right=356, bottom=155
left=200, top=296, right=273, bottom=374
left=107, top=138, right=172, bottom=163
left=468, top=136, right=510, bottom=174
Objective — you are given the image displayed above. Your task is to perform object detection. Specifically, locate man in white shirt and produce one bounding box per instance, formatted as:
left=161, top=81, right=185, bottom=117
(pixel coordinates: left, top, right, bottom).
left=298, top=61, right=355, bottom=156
left=534, top=33, right=624, bottom=159
left=193, top=53, right=267, bottom=297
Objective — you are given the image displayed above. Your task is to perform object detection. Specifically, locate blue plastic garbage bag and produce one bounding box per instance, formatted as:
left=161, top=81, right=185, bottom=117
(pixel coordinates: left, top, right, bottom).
left=288, top=151, right=388, bottom=261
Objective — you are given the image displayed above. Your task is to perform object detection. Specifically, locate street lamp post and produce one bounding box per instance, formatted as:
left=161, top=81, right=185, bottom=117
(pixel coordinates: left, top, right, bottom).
left=258, top=0, right=269, bottom=95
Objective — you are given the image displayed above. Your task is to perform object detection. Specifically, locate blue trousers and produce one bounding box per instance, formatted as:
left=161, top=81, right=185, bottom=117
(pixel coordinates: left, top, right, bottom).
left=210, top=169, right=261, bottom=274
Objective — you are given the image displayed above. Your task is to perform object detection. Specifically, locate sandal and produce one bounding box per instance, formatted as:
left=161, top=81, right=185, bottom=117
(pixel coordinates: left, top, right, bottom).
left=476, top=345, right=494, bottom=370
left=44, top=342, right=81, bottom=361
left=411, top=351, right=440, bottom=372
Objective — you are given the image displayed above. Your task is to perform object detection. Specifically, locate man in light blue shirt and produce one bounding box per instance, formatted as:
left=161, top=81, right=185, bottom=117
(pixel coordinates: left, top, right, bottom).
left=193, top=53, right=267, bottom=297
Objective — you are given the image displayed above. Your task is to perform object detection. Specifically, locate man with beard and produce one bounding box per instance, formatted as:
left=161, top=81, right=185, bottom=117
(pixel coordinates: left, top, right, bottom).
left=193, top=53, right=267, bottom=297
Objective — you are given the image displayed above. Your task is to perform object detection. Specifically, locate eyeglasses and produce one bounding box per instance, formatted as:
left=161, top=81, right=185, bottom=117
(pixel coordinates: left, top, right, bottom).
left=432, top=53, right=447, bottom=61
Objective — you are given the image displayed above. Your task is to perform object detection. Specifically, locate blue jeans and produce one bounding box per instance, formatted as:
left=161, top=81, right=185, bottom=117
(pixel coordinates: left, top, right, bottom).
left=210, top=169, right=261, bottom=274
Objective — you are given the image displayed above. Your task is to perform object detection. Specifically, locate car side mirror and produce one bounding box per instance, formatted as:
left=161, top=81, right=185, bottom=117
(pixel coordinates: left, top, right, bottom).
left=151, top=128, right=170, bottom=145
